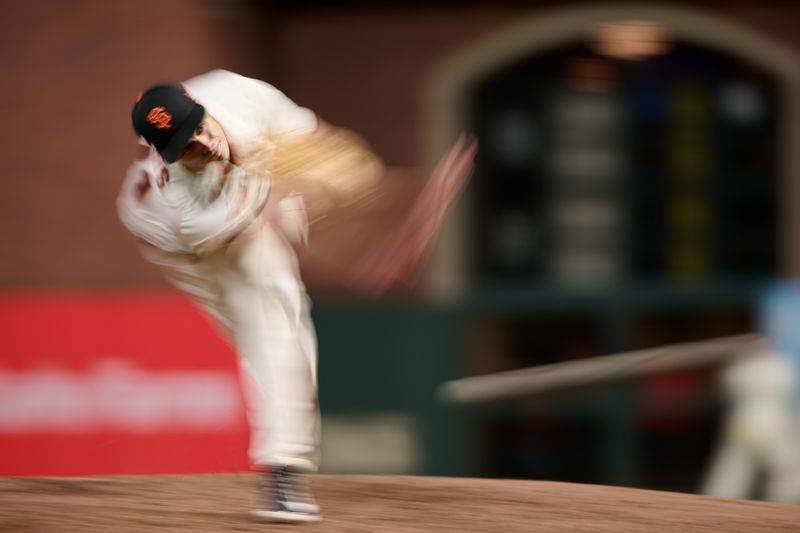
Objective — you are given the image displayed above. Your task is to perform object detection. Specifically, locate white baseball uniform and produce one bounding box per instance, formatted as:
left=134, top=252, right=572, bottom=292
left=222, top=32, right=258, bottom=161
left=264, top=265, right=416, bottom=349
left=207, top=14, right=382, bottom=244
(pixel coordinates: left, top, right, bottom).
left=702, top=345, right=800, bottom=503
left=117, top=70, right=321, bottom=471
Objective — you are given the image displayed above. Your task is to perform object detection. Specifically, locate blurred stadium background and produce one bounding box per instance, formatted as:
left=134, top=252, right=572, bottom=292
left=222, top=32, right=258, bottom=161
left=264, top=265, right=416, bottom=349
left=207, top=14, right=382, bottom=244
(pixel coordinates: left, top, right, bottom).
left=2, top=0, right=799, bottom=502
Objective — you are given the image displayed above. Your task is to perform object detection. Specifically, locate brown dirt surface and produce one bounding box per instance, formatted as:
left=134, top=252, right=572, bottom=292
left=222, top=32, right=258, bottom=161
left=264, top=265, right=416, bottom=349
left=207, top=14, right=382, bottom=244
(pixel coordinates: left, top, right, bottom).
left=1, top=474, right=798, bottom=532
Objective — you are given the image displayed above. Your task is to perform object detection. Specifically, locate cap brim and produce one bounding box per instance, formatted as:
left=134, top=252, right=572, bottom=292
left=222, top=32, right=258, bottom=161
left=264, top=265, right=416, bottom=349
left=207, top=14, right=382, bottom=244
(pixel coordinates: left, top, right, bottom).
left=160, top=103, right=205, bottom=163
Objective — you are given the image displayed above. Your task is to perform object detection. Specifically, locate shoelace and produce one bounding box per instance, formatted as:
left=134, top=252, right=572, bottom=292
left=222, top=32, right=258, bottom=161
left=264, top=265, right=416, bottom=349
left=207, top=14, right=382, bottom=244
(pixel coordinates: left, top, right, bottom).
left=276, top=468, right=314, bottom=505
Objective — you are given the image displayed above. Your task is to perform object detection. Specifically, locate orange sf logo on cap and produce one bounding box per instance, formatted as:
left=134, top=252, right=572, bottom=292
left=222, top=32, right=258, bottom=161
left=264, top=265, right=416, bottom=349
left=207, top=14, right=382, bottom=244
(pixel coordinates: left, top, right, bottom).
left=147, top=106, right=173, bottom=129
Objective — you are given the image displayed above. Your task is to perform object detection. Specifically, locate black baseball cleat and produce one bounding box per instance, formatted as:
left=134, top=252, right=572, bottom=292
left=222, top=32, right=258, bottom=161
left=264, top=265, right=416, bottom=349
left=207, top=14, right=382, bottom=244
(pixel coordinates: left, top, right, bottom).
left=252, top=465, right=322, bottom=523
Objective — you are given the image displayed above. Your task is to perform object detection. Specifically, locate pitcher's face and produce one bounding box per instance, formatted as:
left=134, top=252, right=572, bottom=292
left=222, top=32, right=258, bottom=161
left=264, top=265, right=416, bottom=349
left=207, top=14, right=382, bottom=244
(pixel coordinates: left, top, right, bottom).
left=178, top=113, right=231, bottom=171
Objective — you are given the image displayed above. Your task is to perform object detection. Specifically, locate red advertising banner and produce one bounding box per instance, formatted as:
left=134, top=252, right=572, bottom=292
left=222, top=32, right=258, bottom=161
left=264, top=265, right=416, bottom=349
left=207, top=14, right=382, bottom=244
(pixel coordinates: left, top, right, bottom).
left=0, top=291, right=251, bottom=476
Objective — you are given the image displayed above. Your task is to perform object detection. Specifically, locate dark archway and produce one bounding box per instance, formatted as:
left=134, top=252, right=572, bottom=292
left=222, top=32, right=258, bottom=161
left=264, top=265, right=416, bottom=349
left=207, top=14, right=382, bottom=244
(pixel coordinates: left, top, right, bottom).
left=426, top=4, right=800, bottom=296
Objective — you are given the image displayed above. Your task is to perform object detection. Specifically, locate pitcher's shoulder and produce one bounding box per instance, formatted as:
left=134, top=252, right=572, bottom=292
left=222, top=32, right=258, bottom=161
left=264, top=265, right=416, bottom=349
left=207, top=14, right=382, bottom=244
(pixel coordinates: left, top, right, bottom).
left=183, top=69, right=281, bottom=95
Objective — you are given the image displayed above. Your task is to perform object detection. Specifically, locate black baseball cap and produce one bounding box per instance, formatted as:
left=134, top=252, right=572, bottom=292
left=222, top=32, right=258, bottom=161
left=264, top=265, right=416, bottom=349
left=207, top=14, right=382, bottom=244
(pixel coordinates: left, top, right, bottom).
left=132, top=84, right=205, bottom=163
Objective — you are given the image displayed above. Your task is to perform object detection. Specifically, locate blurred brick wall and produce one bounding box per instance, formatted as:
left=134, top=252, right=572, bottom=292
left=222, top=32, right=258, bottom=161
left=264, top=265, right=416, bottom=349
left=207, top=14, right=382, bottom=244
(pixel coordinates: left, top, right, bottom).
left=3, top=0, right=800, bottom=288
left=0, top=0, right=273, bottom=288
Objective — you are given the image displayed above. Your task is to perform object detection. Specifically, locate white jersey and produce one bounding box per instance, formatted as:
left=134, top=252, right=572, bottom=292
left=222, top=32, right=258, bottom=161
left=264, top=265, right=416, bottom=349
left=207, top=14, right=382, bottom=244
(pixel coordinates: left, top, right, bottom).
left=117, top=70, right=317, bottom=333
left=183, top=69, right=317, bottom=157
left=118, top=69, right=317, bottom=253
left=117, top=153, right=269, bottom=332
left=118, top=153, right=269, bottom=255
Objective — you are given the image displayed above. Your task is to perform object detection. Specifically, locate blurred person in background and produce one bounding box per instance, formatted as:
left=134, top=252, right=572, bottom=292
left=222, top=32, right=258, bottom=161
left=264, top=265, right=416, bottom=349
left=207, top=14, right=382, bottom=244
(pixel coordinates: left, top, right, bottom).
left=117, top=70, right=475, bottom=523
left=702, top=284, right=800, bottom=504
left=702, top=343, right=800, bottom=503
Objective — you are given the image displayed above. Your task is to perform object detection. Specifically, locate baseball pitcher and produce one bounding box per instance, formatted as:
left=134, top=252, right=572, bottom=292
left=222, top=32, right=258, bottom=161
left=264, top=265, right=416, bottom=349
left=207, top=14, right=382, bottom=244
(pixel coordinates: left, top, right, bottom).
left=117, top=70, right=476, bottom=522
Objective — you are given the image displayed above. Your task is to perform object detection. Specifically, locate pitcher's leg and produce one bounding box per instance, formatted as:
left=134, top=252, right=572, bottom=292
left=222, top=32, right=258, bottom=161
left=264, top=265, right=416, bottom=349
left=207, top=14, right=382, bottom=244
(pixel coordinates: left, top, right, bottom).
left=225, top=277, right=318, bottom=471
left=232, top=286, right=322, bottom=523
left=296, top=292, right=321, bottom=466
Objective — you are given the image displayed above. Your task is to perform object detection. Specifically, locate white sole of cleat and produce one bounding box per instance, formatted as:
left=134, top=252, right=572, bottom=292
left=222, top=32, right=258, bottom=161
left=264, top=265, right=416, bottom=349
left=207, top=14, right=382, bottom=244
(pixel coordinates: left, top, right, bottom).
left=252, top=509, right=323, bottom=523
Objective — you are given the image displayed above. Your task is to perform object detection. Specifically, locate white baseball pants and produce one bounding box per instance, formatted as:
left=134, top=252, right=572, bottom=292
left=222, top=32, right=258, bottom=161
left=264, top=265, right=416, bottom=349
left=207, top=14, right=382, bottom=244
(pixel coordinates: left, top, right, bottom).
left=221, top=223, right=319, bottom=472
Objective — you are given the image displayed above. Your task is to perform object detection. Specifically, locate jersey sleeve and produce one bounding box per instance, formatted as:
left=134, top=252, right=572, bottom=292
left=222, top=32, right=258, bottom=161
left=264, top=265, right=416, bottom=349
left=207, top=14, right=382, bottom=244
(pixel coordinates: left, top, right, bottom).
left=247, top=76, right=318, bottom=137
left=177, top=165, right=271, bottom=256
left=183, top=69, right=318, bottom=141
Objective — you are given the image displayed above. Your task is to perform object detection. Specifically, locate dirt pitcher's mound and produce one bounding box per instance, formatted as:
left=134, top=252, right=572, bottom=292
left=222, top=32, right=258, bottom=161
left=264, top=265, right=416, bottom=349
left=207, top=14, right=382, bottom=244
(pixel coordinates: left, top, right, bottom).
left=1, top=474, right=799, bottom=532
